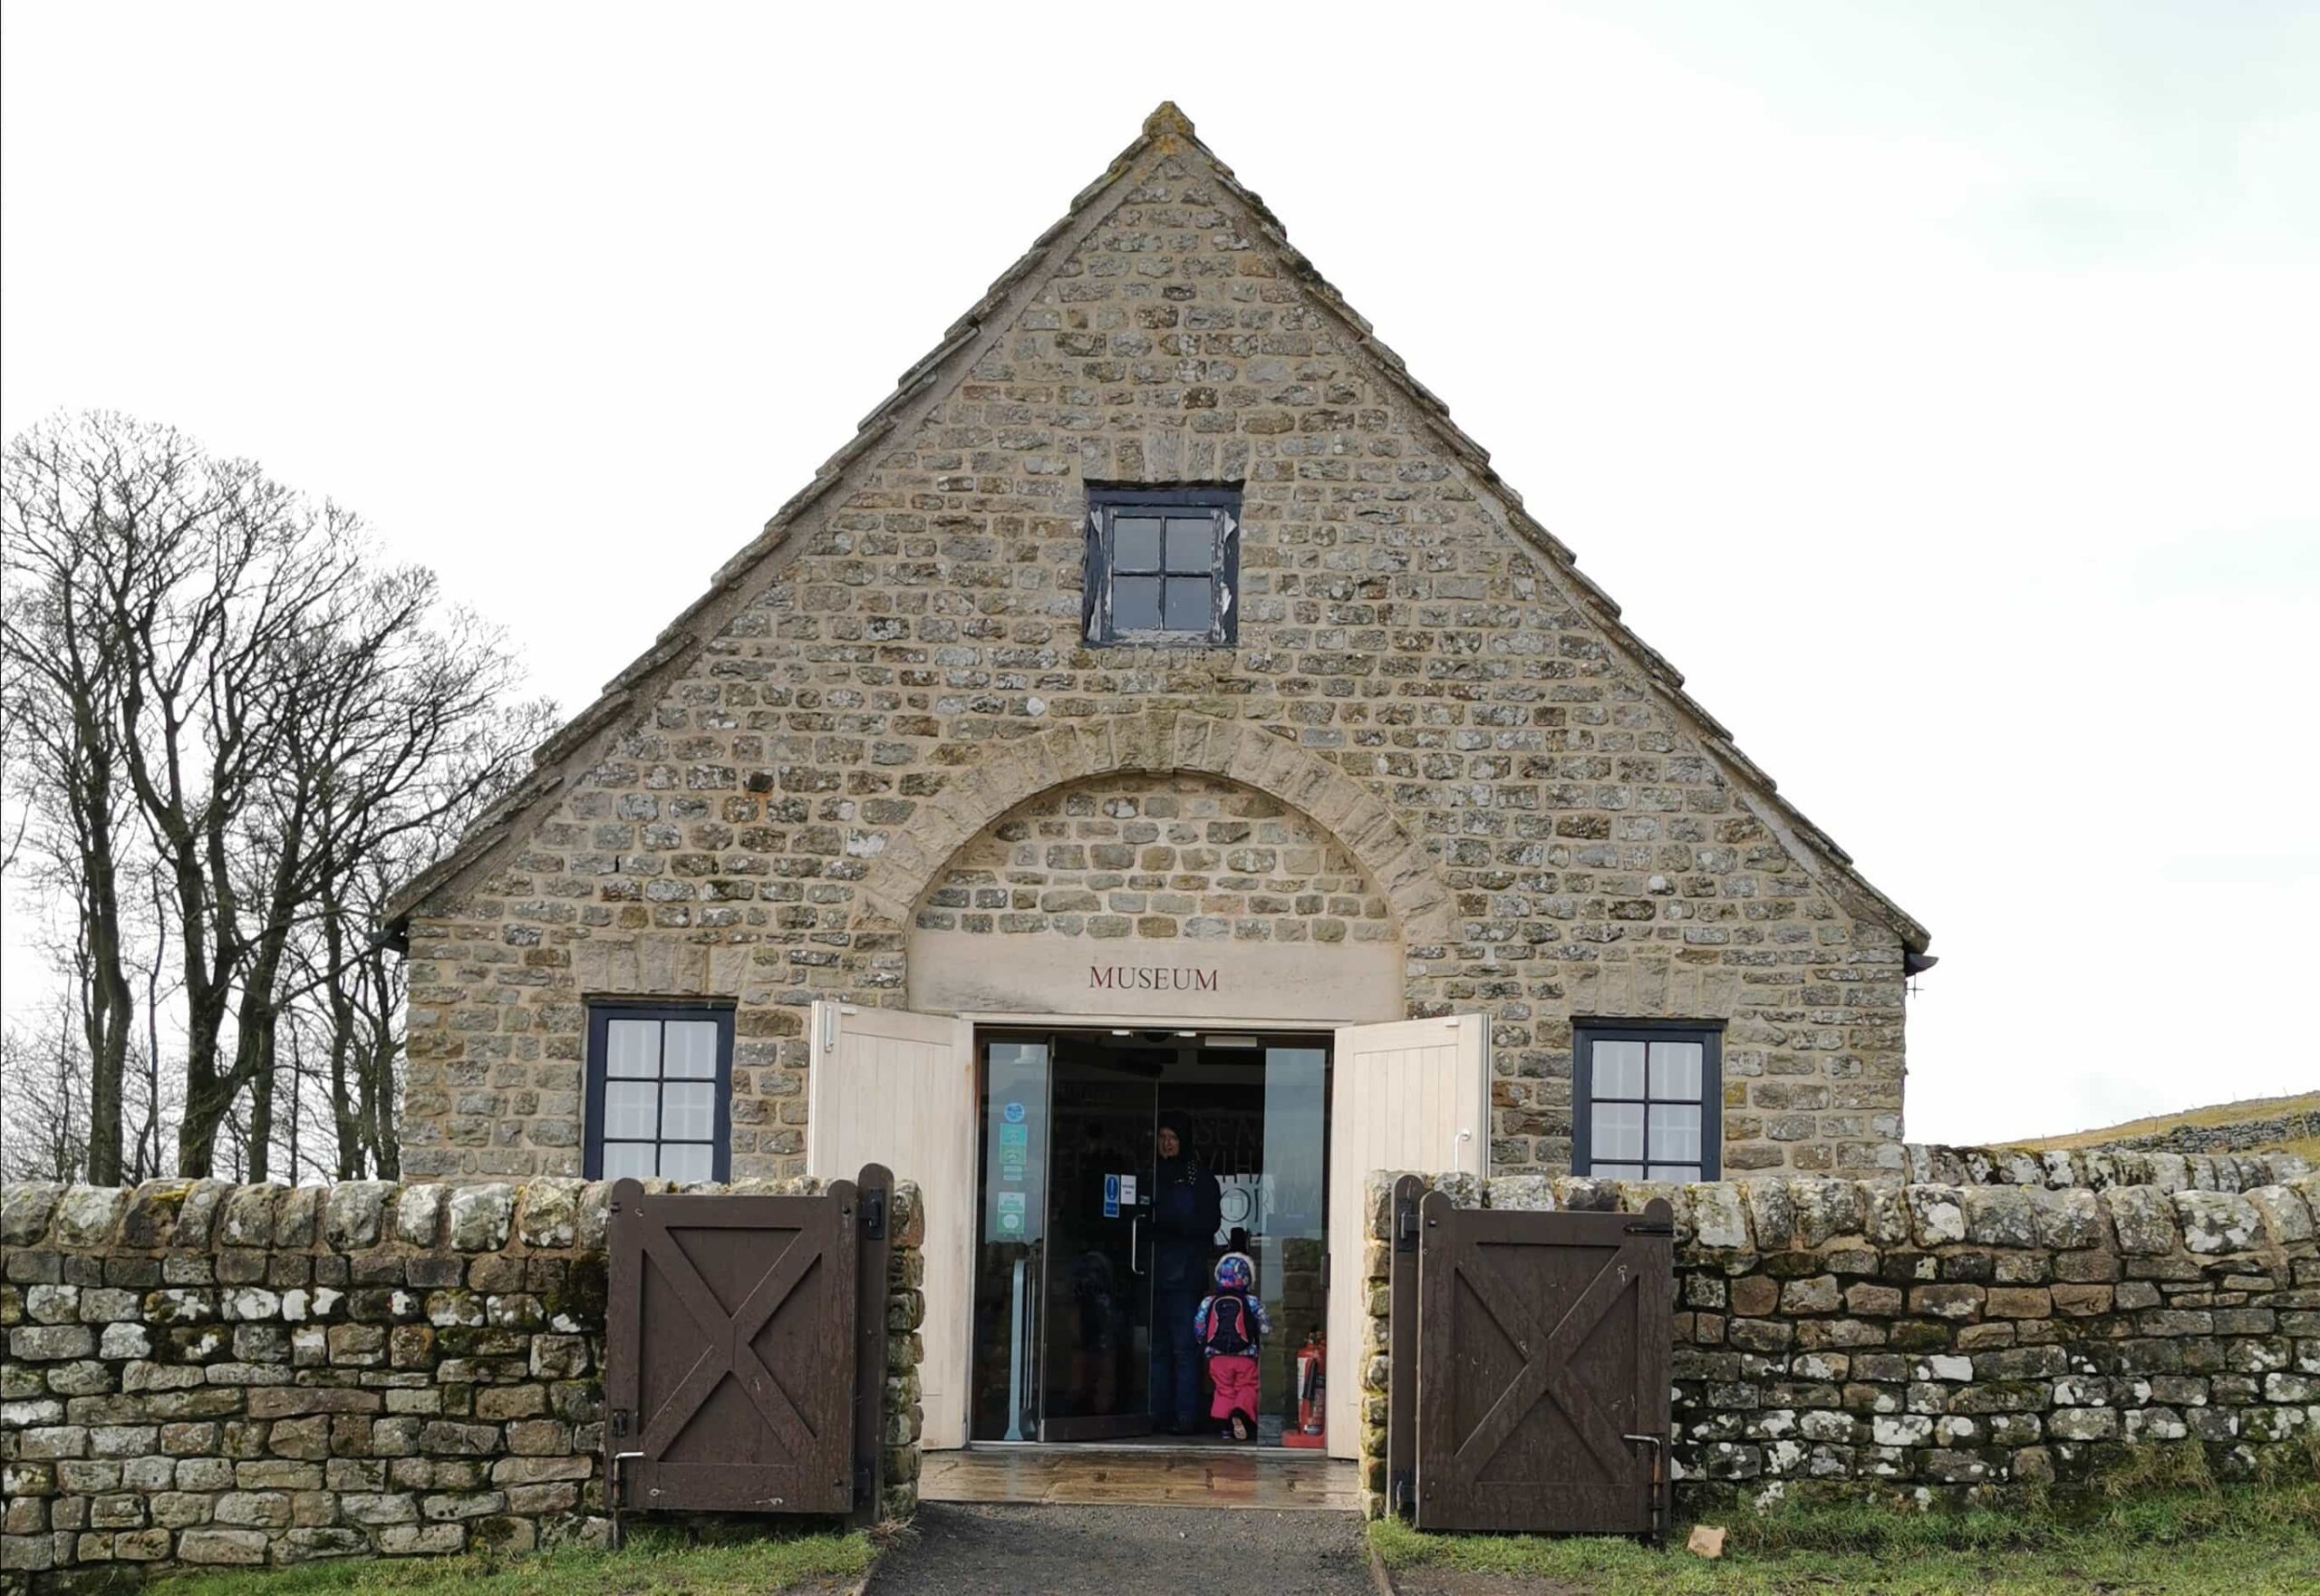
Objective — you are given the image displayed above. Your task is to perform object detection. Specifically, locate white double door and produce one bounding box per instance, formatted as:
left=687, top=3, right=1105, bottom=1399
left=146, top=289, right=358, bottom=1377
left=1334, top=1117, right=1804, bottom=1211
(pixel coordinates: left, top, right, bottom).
left=807, top=1002, right=1489, bottom=1458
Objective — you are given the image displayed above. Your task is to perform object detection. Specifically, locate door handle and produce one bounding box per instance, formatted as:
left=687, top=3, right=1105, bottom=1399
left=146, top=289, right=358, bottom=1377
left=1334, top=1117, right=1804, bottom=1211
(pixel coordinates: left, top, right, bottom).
left=1130, top=1217, right=1143, bottom=1274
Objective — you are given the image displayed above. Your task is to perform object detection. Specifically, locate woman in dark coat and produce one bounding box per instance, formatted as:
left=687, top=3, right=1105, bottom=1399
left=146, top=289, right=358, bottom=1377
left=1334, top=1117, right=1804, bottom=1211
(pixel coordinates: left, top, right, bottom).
left=1149, top=1110, right=1222, bottom=1435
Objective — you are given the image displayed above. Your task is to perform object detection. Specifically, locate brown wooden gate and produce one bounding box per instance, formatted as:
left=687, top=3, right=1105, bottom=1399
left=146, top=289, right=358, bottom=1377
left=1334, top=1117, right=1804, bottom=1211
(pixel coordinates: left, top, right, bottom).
left=1388, top=1178, right=1673, bottom=1536
left=604, top=1167, right=891, bottom=1521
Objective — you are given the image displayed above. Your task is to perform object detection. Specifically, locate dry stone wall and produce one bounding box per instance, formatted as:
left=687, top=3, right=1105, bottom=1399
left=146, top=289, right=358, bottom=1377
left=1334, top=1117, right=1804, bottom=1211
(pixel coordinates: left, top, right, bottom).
left=400, top=124, right=1914, bottom=1186
left=0, top=1177, right=925, bottom=1594
left=2089, top=1113, right=2320, bottom=1160
left=1358, top=1166, right=2320, bottom=1518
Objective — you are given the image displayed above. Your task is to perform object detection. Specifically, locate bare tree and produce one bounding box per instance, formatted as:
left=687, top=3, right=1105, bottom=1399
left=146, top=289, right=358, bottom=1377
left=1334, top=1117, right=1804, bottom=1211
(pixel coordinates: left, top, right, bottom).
left=0, top=998, right=92, bottom=1181
left=292, top=585, right=554, bottom=1177
left=2, top=410, right=549, bottom=1180
left=0, top=415, right=158, bottom=1183
left=133, top=869, right=178, bottom=1179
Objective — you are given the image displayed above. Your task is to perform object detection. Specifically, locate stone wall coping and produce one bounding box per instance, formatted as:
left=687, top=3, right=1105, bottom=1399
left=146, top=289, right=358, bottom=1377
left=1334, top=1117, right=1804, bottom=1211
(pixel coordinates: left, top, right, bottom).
left=1359, top=1169, right=2320, bottom=1260
left=7, top=1168, right=2307, bottom=1260
left=0, top=1176, right=923, bottom=1258
left=1900, top=1141, right=2308, bottom=1194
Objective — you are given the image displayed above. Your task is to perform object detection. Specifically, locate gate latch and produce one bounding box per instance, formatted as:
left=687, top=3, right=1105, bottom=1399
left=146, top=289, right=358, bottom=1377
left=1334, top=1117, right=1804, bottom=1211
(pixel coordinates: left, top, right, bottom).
left=1394, top=1193, right=1420, bottom=1253
left=853, top=1459, right=875, bottom=1508
left=1623, top=1221, right=1675, bottom=1237
left=608, top=1449, right=643, bottom=1512
left=861, top=1187, right=887, bottom=1242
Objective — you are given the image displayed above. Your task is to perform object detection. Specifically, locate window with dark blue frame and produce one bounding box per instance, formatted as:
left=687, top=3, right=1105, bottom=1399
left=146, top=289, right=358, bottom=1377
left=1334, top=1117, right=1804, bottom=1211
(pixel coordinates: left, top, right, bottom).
left=1571, top=1024, right=1722, bottom=1182
left=1083, top=486, right=1240, bottom=647
left=584, top=1002, right=733, bottom=1183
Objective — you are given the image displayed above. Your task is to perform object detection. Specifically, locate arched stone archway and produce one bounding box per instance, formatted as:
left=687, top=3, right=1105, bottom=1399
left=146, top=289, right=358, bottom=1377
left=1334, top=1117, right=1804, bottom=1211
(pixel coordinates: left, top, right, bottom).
left=852, top=709, right=1453, bottom=943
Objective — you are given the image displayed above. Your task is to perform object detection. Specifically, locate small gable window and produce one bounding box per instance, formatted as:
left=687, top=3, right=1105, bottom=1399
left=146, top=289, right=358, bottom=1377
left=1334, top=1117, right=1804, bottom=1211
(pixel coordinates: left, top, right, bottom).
left=1084, top=486, right=1240, bottom=647
left=1571, top=1024, right=1723, bottom=1182
left=584, top=1002, right=733, bottom=1183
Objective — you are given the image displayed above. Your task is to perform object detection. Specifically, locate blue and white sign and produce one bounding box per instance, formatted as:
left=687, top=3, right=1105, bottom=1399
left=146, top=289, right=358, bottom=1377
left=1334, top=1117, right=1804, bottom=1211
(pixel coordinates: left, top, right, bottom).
left=1002, top=1101, right=1027, bottom=1124
left=1102, top=1173, right=1121, bottom=1219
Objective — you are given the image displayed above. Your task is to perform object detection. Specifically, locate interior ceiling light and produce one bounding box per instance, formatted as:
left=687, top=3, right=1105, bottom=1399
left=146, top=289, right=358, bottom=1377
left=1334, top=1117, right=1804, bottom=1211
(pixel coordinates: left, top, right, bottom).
left=1204, top=1033, right=1261, bottom=1048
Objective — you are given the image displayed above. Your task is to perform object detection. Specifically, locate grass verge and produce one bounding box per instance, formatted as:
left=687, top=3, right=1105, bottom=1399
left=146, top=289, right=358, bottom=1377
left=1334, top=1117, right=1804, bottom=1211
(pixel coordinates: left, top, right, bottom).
left=160, top=1528, right=875, bottom=1596
left=1369, top=1482, right=2320, bottom=1595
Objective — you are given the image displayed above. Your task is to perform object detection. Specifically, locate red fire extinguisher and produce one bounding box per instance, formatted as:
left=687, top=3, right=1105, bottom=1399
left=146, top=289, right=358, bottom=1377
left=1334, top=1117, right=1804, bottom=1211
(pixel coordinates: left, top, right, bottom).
left=1285, top=1332, right=1326, bottom=1448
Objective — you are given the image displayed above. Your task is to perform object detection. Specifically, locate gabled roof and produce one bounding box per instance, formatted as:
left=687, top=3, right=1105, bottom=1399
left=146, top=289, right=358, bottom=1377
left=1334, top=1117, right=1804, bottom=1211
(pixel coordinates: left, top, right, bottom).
left=386, top=103, right=1928, bottom=956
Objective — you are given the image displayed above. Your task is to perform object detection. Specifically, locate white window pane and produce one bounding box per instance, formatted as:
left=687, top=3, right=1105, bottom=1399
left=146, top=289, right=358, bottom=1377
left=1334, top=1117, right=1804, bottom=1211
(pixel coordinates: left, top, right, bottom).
left=1591, top=1101, right=1644, bottom=1162
left=602, top=1142, right=656, bottom=1180
left=660, top=1143, right=714, bottom=1184
left=604, top=1080, right=659, bottom=1139
left=662, top=1081, right=715, bottom=1141
left=1649, top=1040, right=1703, bottom=1101
left=1592, top=1040, right=1646, bottom=1099
left=1593, top=1164, right=1643, bottom=1180
left=1112, top=576, right=1161, bottom=630
left=1164, top=517, right=1212, bottom=574
left=1162, top=576, right=1210, bottom=631
left=1648, top=1165, right=1702, bottom=1184
left=605, top=1019, right=660, bottom=1078
left=662, top=1021, right=720, bottom=1079
left=1113, top=517, right=1163, bottom=573
left=1648, top=1104, right=1702, bottom=1162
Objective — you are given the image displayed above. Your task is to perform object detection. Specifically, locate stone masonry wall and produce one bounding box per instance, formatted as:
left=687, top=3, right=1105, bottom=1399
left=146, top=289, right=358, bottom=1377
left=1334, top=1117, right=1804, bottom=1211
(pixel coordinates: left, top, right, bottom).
left=399, top=121, right=1914, bottom=1187
left=1357, top=1164, right=2320, bottom=1519
left=0, top=1177, right=925, bottom=1594
left=915, top=772, right=1395, bottom=948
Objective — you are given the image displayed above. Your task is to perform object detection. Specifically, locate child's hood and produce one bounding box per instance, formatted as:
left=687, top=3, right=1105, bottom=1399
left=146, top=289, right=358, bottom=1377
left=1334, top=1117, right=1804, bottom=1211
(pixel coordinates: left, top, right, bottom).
left=1213, top=1252, right=1256, bottom=1292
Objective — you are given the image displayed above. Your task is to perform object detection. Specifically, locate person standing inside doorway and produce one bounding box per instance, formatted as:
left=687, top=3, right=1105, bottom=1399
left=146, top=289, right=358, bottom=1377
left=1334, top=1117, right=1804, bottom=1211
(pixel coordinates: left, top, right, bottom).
left=1151, top=1110, right=1222, bottom=1435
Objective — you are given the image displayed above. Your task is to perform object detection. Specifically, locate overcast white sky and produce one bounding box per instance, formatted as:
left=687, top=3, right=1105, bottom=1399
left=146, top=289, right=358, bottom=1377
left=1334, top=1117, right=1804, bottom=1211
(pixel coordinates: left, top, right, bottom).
left=4, top=1, right=2315, bottom=1145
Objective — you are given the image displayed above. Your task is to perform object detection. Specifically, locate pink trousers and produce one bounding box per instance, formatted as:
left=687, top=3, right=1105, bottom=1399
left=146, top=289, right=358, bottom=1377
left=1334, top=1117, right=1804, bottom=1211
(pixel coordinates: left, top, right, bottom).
left=1207, top=1353, right=1259, bottom=1419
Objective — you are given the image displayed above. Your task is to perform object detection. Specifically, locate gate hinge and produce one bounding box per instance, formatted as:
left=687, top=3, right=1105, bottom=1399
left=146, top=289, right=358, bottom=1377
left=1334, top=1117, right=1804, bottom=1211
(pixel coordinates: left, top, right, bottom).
left=861, top=1187, right=887, bottom=1242
left=853, top=1459, right=875, bottom=1508
left=1394, top=1194, right=1420, bottom=1253
left=1390, top=1468, right=1416, bottom=1517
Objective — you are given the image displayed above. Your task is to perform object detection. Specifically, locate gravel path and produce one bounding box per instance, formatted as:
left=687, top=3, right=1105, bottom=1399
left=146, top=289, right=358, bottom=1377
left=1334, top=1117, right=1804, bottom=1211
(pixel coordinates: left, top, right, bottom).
left=865, top=1502, right=1376, bottom=1595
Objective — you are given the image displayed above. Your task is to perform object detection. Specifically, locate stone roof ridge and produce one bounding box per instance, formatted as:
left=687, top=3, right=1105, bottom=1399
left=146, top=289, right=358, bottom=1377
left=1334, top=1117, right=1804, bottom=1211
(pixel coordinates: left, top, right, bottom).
left=382, top=105, right=1929, bottom=955
left=1143, top=100, right=1195, bottom=140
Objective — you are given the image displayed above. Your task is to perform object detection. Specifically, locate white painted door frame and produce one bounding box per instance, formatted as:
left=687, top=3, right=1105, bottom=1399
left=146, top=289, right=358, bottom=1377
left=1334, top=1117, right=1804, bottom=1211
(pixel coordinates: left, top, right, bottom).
left=803, top=1004, right=1488, bottom=1456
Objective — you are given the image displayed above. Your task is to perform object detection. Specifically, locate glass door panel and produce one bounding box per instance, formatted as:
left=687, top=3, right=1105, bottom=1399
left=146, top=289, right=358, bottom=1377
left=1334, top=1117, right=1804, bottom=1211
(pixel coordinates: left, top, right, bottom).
left=1039, top=1049, right=1156, bottom=1440
left=1259, top=1044, right=1329, bottom=1443
left=969, top=1039, right=1050, bottom=1441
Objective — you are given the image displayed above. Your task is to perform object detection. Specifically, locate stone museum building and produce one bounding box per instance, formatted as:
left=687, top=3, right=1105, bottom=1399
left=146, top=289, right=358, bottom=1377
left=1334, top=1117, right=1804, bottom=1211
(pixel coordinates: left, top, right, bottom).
left=383, top=104, right=1931, bottom=1456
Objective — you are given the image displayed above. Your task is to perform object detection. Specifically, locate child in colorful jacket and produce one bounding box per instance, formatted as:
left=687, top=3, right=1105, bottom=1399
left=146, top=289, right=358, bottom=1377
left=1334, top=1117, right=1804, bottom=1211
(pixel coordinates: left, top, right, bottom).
left=1194, top=1252, right=1271, bottom=1441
